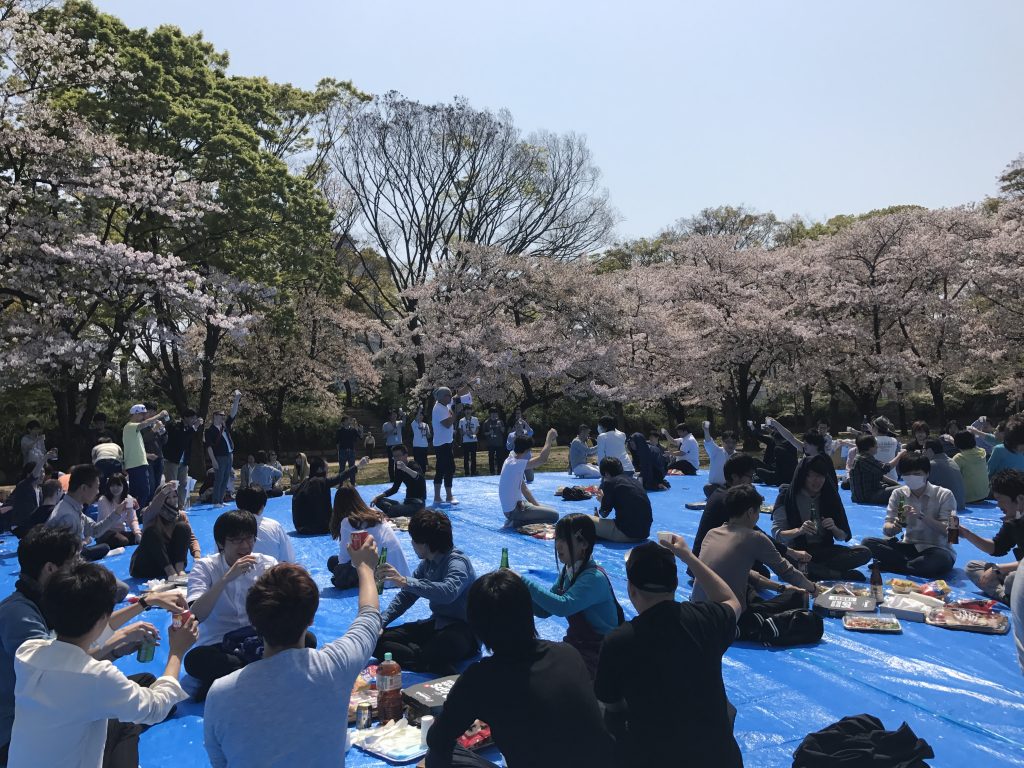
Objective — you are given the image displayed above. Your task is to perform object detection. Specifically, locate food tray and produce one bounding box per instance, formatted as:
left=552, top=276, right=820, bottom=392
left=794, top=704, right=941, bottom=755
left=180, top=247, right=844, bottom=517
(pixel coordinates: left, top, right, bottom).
left=925, top=606, right=1009, bottom=635
left=350, top=720, right=427, bottom=763
left=843, top=613, right=903, bottom=633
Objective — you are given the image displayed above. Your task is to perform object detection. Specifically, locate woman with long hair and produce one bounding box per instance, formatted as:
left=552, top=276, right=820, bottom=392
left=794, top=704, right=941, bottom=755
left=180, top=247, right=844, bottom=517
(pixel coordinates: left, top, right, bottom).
left=327, top=485, right=409, bottom=589
left=130, top=486, right=193, bottom=579
left=95, top=472, right=142, bottom=547
left=522, top=513, right=622, bottom=677
left=290, top=452, right=310, bottom=491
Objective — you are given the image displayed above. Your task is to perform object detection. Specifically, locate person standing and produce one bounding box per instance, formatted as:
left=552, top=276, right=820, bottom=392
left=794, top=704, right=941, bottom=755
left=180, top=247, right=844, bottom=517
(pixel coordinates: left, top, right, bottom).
left=412, top=409, right=432, bottom=476
left=204, top=390, right=242, bottom=508
left=122, top=404, right=169, bottom=508
left=163, top=409, right=204, bottom=509
left=382, top=409, right=405, bottom=482
left=336, top=416, right=361, bottom=473
left=143, top=404, right=169, bottom=496
left=481, top=408, right=506, bottom=475
left=459, top=409, right=480, bottom=477
left=432, top=386, right=472, bottom=507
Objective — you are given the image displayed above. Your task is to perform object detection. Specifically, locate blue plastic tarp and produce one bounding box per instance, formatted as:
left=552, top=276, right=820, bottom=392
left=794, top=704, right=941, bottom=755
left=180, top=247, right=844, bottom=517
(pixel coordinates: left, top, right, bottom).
left=2, top=470, right=1022, bottom=767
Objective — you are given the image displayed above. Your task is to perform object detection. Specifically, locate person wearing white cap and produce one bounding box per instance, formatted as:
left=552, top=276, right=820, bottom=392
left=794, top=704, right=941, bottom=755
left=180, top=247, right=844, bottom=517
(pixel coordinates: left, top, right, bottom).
left=122, top=404, right=169, bottom=507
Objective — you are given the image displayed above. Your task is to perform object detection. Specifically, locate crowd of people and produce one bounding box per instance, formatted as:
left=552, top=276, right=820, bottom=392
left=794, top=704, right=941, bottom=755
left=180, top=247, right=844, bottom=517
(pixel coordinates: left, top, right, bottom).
left=0, top=391, right=1023, bottom=767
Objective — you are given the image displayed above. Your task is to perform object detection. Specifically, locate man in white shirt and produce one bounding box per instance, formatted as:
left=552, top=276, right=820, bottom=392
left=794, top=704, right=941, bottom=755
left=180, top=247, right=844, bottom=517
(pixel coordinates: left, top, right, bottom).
left=596, top=416, right=634, bottom=473
left=204, top=549, right=381, bottom=767
left=702, top=422, right=738, bottom=496
left=184, top=510, right=284, bottom=699
left=235, top=486, right=296, bottom=563
left=459, top=409, right=480, bottom=477
left=8, top=561, right=197, bottom=768
left=499, top=429, right=560, bottom=527
left=432, top=385, right=472, bottom=507
left=662, top=423, right=700, bottom=475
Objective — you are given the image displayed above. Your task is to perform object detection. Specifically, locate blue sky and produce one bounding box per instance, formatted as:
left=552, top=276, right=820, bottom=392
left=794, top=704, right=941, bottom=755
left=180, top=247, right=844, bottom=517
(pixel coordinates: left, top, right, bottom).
left=94, top=0, right=1024, bottom=240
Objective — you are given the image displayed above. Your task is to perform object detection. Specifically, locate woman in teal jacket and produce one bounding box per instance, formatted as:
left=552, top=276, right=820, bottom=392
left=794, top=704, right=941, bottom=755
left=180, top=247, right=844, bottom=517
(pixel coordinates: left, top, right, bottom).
left=523, top=513, right=622, bottom=676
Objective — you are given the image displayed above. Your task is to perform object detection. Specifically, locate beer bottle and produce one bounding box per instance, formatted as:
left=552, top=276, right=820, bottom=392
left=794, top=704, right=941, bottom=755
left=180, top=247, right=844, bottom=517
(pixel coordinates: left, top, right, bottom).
left=376, top=547, right=388, bottom=595
left=896, top=496, right=907, bottom=530
left=499, top=547, right=510, bottom=570
left=869, top=560, right=884, bottom=603
left=947, top=513, right=960, bottom=545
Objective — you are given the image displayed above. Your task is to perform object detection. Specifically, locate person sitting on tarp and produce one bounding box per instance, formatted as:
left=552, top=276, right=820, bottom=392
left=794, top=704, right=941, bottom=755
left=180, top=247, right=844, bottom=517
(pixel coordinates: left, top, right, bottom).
left=772, top=454, right=871, bottom=581
left=862, top=452, right=957, bottom=578
left=522, top=514, right=623, bottom=677
left=370, top=443, right=426, bottom=518
left=961, top=469, right=1024, bottom=605
left=702, top=422, right=738, bottom=498
left=628, top=433, right=669, bottom=491
left=374, top=509, right=479, bottom=675
left=849, top=435, right=904, bottom=506
left=661, top=422, right=699, bottom=475
left=596, top=416, right=633, bottom=473
left=423, top=568, right=615, bottom=768
left=694, top=485, right=819, bottom=639
left=236, top=486, right=295, bottom=564
left=499, top=430, right=560, bottom=527
left=290, top=456, right=364, bottom=535
left=568, top=424, right=601, bottom=479
left=328, top=484, right=409, bottom=590
left=924, top=438, right=967, bottom=512
left=595, top=536, right=743, bottom=768
left=590, top=457, right=653, bottom=543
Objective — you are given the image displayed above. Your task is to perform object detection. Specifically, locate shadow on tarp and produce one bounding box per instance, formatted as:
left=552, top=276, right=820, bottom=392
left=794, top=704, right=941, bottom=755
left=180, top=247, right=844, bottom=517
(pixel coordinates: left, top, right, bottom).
left=1, top=471, right=1022, bottom=767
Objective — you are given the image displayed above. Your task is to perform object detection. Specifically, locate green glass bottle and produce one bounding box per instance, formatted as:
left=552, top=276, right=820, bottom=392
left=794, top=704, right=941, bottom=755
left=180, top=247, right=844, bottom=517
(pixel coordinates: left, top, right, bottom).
left=376, top=547, right=388, bottom=594
left=499, top=547, right=509, bottom=570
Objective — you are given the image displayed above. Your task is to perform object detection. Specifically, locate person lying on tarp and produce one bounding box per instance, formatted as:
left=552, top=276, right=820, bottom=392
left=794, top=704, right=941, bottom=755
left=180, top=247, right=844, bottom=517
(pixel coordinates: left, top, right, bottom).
left=522, top=513, right=623, bottom=677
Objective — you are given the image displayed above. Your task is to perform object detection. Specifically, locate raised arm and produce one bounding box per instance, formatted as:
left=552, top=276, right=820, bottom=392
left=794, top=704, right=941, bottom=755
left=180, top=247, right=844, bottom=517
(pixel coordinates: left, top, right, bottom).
left=766, top=417, right=802, bottom=451
left=662, top=533, right=741, bottom=618
left=526, top=428, right=558, bottom=470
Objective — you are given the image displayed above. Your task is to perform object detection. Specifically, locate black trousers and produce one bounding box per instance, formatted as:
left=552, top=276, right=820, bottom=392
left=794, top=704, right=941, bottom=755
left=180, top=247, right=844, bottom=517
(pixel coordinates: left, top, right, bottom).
left=804, top=542, right=872, bottom=580
left=667, top=459, right=697, bottom=475
left=130, top=522, right=191, bottom=579
left=377, top=497, right=425, bottom=518
left=737, top=589, right=808, bottom=640
left=374, top=618, right=478, bottom=674
left=95, top=529, right=137, bottom=550
left=862, top=538, right=955, bottom=578
left=184, top=632, right=317, bottom=697
left=413, top=446, right=430, bottom=474
left=102, top=672, right=162, bottom=768
left=487, top=447, right=503, bottom=475
left=462, top=443, right=477, bottom=476
left=433, top=444, right=455, bottom=488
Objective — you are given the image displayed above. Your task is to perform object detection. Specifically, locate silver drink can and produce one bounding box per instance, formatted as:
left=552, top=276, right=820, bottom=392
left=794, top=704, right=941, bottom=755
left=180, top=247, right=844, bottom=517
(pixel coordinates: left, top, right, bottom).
left=355, top=702, right=373, bottom=730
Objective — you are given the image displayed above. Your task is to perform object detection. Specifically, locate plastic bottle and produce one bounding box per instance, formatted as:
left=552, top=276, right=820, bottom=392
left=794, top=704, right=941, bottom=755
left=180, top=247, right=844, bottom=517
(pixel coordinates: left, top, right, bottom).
left=376, top=547, right=388, bottom=595
left=499, top=547, right=509, bottom=569
left=947, top=513, right=960, bottom=545
left=376, top=652, right=404, bottom=724
left=869, top=560, right=884, bottom=603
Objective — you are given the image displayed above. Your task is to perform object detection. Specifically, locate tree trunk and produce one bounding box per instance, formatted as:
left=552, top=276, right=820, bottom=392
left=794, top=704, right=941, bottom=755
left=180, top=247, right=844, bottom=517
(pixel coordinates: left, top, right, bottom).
left=928, top=377, right=946, bottom=426
left=839, top=383, right=879, bottom=423
left=269, top=386, right=287, bottom=451
left=802, top=384, right=814, bottom=430
left=613, top=402, right=625, bottom=431
left=826, top=376, right=840, bottom=431
left=344, top=380, right=354, bottom=407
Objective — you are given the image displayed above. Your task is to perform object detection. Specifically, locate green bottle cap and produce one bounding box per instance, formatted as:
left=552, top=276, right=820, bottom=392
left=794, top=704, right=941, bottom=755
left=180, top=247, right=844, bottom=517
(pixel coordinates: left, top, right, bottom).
left=384, top=652, right=393, bottom=662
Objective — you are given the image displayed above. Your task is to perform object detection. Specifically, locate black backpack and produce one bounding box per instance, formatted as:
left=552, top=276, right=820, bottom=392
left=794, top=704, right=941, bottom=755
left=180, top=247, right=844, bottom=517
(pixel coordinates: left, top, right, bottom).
left=560, top=486, right=593, bottom=501
left=747, top=608, right=824, bottom=647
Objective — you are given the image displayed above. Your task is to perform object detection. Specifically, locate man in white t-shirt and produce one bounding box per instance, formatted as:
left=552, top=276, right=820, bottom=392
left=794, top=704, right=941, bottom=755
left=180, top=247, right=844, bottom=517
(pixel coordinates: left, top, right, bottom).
left=235, top=486, right=295, bottom=564
left=184, top=510, right=283, bottom=700
left=702, top=421, right=738, bottom=496
left=662, top=423, right=700, bottom=475
left=596, top=416, right=634, bottom=473
left=431, top=385, right=472, bottom=507
left=499, top=429, right=560, bottom=527
left=459, top=409, right=480, bottom=478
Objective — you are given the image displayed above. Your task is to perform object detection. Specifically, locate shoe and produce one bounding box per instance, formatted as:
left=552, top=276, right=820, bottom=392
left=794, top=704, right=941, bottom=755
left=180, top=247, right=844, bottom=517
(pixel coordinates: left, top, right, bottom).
left=446, top=498, right=459, bottom=505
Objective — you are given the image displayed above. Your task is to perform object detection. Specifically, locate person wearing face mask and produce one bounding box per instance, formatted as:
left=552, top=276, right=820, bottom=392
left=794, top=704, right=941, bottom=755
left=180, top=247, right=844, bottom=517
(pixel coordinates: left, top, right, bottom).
left=960, top=470, right=1024, bottom=605
left=862, top=452, right=957, bottom=578
left=772, top=455, right=871, bottom=581
left=374, top=509, right=479, bottom=675
left=522, top=514, right=623, bottom=677
left=130, top=485, right=194, bottom=579
left=498, top=430, right=560, bottom=527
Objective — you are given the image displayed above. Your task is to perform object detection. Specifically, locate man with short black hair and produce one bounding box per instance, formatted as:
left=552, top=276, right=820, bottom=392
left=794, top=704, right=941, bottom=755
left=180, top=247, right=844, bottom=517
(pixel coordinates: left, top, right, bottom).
left=424, top=570, right=615, bottom=768
left=663, top=423, right=700, bottom=475
left=849, top=434, right=903, bottom=505
left=590, top=457, right=652, bottom=543
left=13, top=479, right=61, bottom=540
left=458, top=408, right=480, bottom=477
left=924, top=438, right=967, bottom=512
left=958, top=469, right=1023, bottom=604
left=432, top=385, right=472, bottom=506
left=595, top=535, right=743, bottom=768
left=371, top=444, right=427, bottom=518
left=498, top=429, right=560, bottom=526
left=702, top=422, right=738, bottom=496
left=163, top=409, right=203, bottom=508
left=480, top=408, right=506, bottom=476
left=204, top=552, right=381, bottom=767
left=235, top=486, right=295, bottom=563
left=597, top=416, right=633, bottom=473
left=185, top=509, right=286, bottom=698
left=204, top=390, right=242, bottom=507
left=7, top=560, right=196, bottom=768
left=336, top=415, right=362, bottom=473
left=374, top=509, right=479, bottom=674
left=45, top=464, right=124, bottom=562
left=862, top=452, right=957, bottom=577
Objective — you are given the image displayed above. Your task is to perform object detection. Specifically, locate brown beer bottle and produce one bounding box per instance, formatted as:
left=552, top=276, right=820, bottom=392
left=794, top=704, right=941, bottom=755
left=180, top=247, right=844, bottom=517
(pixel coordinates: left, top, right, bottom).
left=947, top=513, right=960, bottom=545
left=869, top=560, right=884, bottom=603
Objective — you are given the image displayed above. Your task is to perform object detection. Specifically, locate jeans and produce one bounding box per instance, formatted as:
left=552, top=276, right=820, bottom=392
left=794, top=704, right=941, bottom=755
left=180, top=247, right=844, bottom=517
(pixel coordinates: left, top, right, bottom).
left=373, top=618, right=479, bottom=675
left=211, top=455, right=233, bottom=505
left=338, top=448, right=356, bottom=472
left=861, top=537, right=955, bottom=578
left=505, top=501, right=559, bottom=526
left=126, top=465, right=153, bottom=508
left=462, top=443, right=477, bottom=476
left=163, top=460, right=190, bottom=508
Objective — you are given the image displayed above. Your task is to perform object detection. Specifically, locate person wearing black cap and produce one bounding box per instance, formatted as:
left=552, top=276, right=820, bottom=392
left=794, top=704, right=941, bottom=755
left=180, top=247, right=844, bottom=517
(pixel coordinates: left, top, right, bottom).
left=594, top=534, right=743, bottom=768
